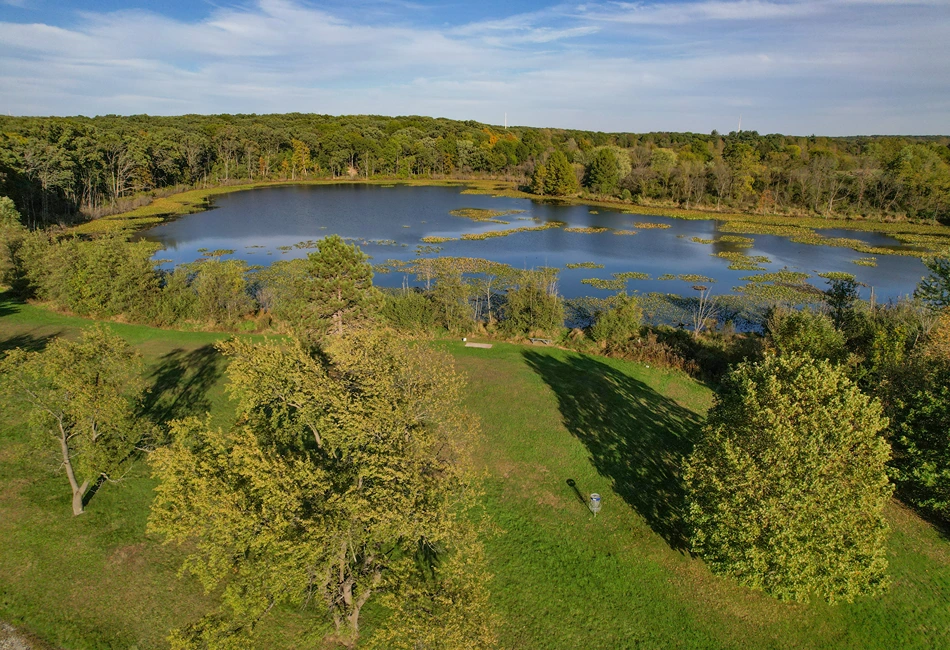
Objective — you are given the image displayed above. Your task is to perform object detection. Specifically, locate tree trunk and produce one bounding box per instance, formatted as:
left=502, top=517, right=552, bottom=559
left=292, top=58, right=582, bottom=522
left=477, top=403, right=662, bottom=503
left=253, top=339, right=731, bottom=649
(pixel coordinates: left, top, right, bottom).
left=59, top=429, right=88, bottom=516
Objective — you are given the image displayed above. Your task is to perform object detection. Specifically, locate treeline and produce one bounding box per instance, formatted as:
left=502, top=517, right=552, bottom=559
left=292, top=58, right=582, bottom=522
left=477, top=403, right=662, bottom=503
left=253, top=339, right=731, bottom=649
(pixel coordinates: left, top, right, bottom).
left=1, top=113, right=949, bottom=227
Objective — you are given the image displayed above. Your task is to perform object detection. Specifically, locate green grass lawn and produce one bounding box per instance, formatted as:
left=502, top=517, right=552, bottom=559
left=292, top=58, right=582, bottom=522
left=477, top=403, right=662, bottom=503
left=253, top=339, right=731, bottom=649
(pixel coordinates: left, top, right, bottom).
left=1, top=301, right=948, bottom=649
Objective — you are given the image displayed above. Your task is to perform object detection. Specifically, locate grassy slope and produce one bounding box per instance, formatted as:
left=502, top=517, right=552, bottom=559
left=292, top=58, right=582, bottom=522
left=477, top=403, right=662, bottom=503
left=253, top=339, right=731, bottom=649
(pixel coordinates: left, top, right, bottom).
left=0, top=302, right=948, bottom=648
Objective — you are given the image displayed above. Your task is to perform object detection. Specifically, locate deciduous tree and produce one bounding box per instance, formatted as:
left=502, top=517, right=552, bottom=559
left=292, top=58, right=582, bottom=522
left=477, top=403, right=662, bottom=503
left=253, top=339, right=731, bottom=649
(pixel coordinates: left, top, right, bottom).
left=148, top=331, right=495, bottom=648
left=1, top=326, right=147, bottom=515
left=685, top=354, right=892, bottom=603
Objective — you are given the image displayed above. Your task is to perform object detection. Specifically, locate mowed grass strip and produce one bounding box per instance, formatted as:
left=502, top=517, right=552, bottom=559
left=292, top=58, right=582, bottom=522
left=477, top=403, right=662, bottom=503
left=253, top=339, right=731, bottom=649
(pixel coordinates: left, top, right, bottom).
left=0, top=304, right=948, bottom=648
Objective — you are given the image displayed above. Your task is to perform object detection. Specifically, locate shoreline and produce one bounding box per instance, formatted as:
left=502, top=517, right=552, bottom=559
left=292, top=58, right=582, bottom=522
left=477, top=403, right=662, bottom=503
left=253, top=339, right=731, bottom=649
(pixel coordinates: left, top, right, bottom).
left=69, top=178, right=950, bottom=256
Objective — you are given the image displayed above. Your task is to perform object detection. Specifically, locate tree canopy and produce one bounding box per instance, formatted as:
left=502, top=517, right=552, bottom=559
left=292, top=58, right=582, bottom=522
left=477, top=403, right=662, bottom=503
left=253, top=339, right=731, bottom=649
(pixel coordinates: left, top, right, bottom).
left=147, top=331, right=495, bottom=648
left=1, top=325, right=148, bottom=515
left=685, top=353, right=892, bottom=603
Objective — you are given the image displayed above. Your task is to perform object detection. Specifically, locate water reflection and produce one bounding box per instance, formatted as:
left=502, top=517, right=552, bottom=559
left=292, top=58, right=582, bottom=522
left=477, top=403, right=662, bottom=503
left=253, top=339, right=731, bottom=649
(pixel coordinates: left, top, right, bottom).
left=139, top=184, right=928, bottom=301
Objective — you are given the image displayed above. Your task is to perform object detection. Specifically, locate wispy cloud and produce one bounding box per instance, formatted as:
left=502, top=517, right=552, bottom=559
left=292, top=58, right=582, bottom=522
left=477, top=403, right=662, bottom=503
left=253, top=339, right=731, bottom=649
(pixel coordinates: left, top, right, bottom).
left=0, top=0, right=947, bottom=134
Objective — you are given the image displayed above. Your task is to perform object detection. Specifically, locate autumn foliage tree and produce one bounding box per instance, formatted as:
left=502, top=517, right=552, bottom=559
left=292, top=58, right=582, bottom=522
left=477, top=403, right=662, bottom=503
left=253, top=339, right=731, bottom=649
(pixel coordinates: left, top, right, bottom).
left=147, top=331, right=496, bottom=649
left=685, top=353, right=892, bottom=603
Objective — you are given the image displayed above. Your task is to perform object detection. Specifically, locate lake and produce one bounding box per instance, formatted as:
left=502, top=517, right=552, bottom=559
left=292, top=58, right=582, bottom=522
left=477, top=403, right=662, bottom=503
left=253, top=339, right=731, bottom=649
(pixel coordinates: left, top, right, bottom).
left=140, top=184, right=930, bottom=301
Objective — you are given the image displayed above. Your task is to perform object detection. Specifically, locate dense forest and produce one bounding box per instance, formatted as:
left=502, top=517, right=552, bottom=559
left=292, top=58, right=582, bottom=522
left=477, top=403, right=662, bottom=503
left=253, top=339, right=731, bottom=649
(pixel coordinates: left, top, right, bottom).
left=1, top=113, right=948, bottom=228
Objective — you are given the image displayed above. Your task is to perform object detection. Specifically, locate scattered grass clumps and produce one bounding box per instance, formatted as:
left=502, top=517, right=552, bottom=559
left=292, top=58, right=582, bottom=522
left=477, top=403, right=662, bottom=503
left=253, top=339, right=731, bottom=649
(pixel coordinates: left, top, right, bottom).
left=581, top=277, right=625, bottom=290
left=678, top=274, right=716, bottom=283
left=449, top=208, right=525, bottom=223
left=460, top=222, right=564, bottom=240
left=714, top=251, right=772, bottom=270
left=632, top=222, right=671, bottom=229
left=421, top=236, right=456, bottom=243
left=853, top=257, right=878, bottom=267
left=612, top=229, right=639, bottom=235
left=565, top=262, right=605, bottom=269
left=564, top=226, right=610, bottom=234
left=817, top=271, right=857, bottom=282
left=658, top=274, right=676, bottom=280
left=740, top=270, right=812, bottom=284
left=719, top=235, right=755, bottom=247
left=691, top=237, right=716, bottom=244
left=614, top=272, right=651, bottom=280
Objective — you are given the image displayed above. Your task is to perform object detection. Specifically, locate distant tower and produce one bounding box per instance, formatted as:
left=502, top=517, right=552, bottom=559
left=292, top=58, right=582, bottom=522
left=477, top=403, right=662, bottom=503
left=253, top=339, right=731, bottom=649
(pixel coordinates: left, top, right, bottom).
left=504, top=113, right=508, bottom=130
left=738, top=114, right=742, bottom=133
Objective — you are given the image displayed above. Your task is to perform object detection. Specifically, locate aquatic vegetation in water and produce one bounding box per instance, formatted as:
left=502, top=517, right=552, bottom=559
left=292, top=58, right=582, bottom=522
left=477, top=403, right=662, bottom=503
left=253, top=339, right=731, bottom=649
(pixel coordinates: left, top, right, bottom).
left=817, top=271, right=857, bottom=282
left=720, top=221, right=813, bottom=238
left=564, top=226, right=610, bottom=234
left=200, top=249, right=236, bottom=257
left=853, top=257, right=878, bottom=267
left=632, top=222, right=671, bottom=229
left=719, top=235, right=755, bottom=247
left=658, top=274, right=676, bottom=280
left=691, top=237, right=716, bottom=244
left=740, top=270, right=811, bottom=284
left=735, top=269, right=824, bottom=305
left=460, top=221, right=564, bottom=240
left=581, top=277, right=626, bottom=290
left=277, top=245, right=293, bottom=251
left=614, top=271, right=651, bottom=280
left=421, top=236, right=456, bottom=243
left=677, top=274, right=716, bottom=283
left=566, top=262, right=605, bottom=269
left=714, top=251, right=772, bottom=270
left=612, top=230, right=639, bottom=236
left=415, top=245, right=443, bottom=255
left=589, top=210, right=599, bottom=214
left=449, top=208, right=525, bottom=223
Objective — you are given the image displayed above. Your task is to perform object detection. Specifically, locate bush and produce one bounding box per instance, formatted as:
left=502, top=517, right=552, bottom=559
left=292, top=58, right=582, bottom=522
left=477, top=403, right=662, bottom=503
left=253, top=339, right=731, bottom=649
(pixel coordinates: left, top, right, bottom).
left=501, top=269, right=563, bottom=337
left=884, top=312, right=950, bottom=522
left=382, top=289, right=439, bottom=333
left=590, top=293, right=642, bottom=349
left=685, top=354, right=892, bottom=603
left=765, top=307, right=847, bottom=362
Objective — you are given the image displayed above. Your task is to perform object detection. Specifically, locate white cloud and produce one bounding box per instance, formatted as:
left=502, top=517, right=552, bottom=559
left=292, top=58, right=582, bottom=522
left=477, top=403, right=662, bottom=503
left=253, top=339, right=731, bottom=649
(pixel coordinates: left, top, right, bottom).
left=0, top=0, right=947, bottom=134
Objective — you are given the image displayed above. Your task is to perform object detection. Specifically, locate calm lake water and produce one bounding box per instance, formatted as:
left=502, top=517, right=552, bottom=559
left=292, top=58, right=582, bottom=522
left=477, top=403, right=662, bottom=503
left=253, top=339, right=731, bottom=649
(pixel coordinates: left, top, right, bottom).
left=140, top=184, right=929, bottom=301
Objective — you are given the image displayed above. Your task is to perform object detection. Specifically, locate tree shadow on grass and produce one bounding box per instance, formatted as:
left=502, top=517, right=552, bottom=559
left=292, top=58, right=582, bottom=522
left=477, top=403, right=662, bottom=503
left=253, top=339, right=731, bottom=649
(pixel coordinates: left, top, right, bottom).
left=140, top=345, right=225, bottom=424
left=523, top=350, right=704, bottom=551
left=0, top=331, right=59, bottom=357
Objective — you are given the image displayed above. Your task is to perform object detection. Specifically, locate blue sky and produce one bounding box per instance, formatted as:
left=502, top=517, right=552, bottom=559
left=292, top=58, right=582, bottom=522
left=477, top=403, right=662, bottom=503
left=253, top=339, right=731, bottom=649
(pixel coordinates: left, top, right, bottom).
left=1, top=0, right=947, bottom=135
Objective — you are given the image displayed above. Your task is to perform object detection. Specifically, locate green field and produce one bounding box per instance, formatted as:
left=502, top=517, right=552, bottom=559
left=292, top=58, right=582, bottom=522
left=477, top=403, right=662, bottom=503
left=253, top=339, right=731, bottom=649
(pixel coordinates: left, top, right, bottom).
left=1, top=299, right=948, bottom=649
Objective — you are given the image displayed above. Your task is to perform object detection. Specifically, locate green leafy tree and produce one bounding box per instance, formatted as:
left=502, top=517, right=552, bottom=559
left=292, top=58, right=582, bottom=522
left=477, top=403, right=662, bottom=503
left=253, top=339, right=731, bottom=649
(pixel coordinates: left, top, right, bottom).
left=884, top=312, right=950, bottom=522
left=590, top=292, right=642, bottom=349
left=916, top=254, right=950, bottom=309
left=305, top=235, right=382, bottom=336
left=583, top=148, right=621, bottom=195
left=190, top=257, right=254, bottom=326
left=0, top=196, right=27, bottom=290
left=765, top=307, right=847, bottom=362
left=530, top=162, right=548, bottom=195
left=148, top=331, right=495, bottom=648
left=501, top=268, right=564, bottom=337
left=685, top=354, right=892, bottom=603
left=824, top=277, right=860, bottom=328
left=1, top=326, right=147, bottom=516
left=544, top=150, right=579, bottom=196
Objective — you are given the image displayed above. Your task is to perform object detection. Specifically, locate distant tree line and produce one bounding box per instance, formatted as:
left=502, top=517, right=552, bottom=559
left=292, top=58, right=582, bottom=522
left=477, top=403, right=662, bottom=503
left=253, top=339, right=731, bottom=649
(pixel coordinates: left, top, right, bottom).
left=1, top=113, right=948, bottom=227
